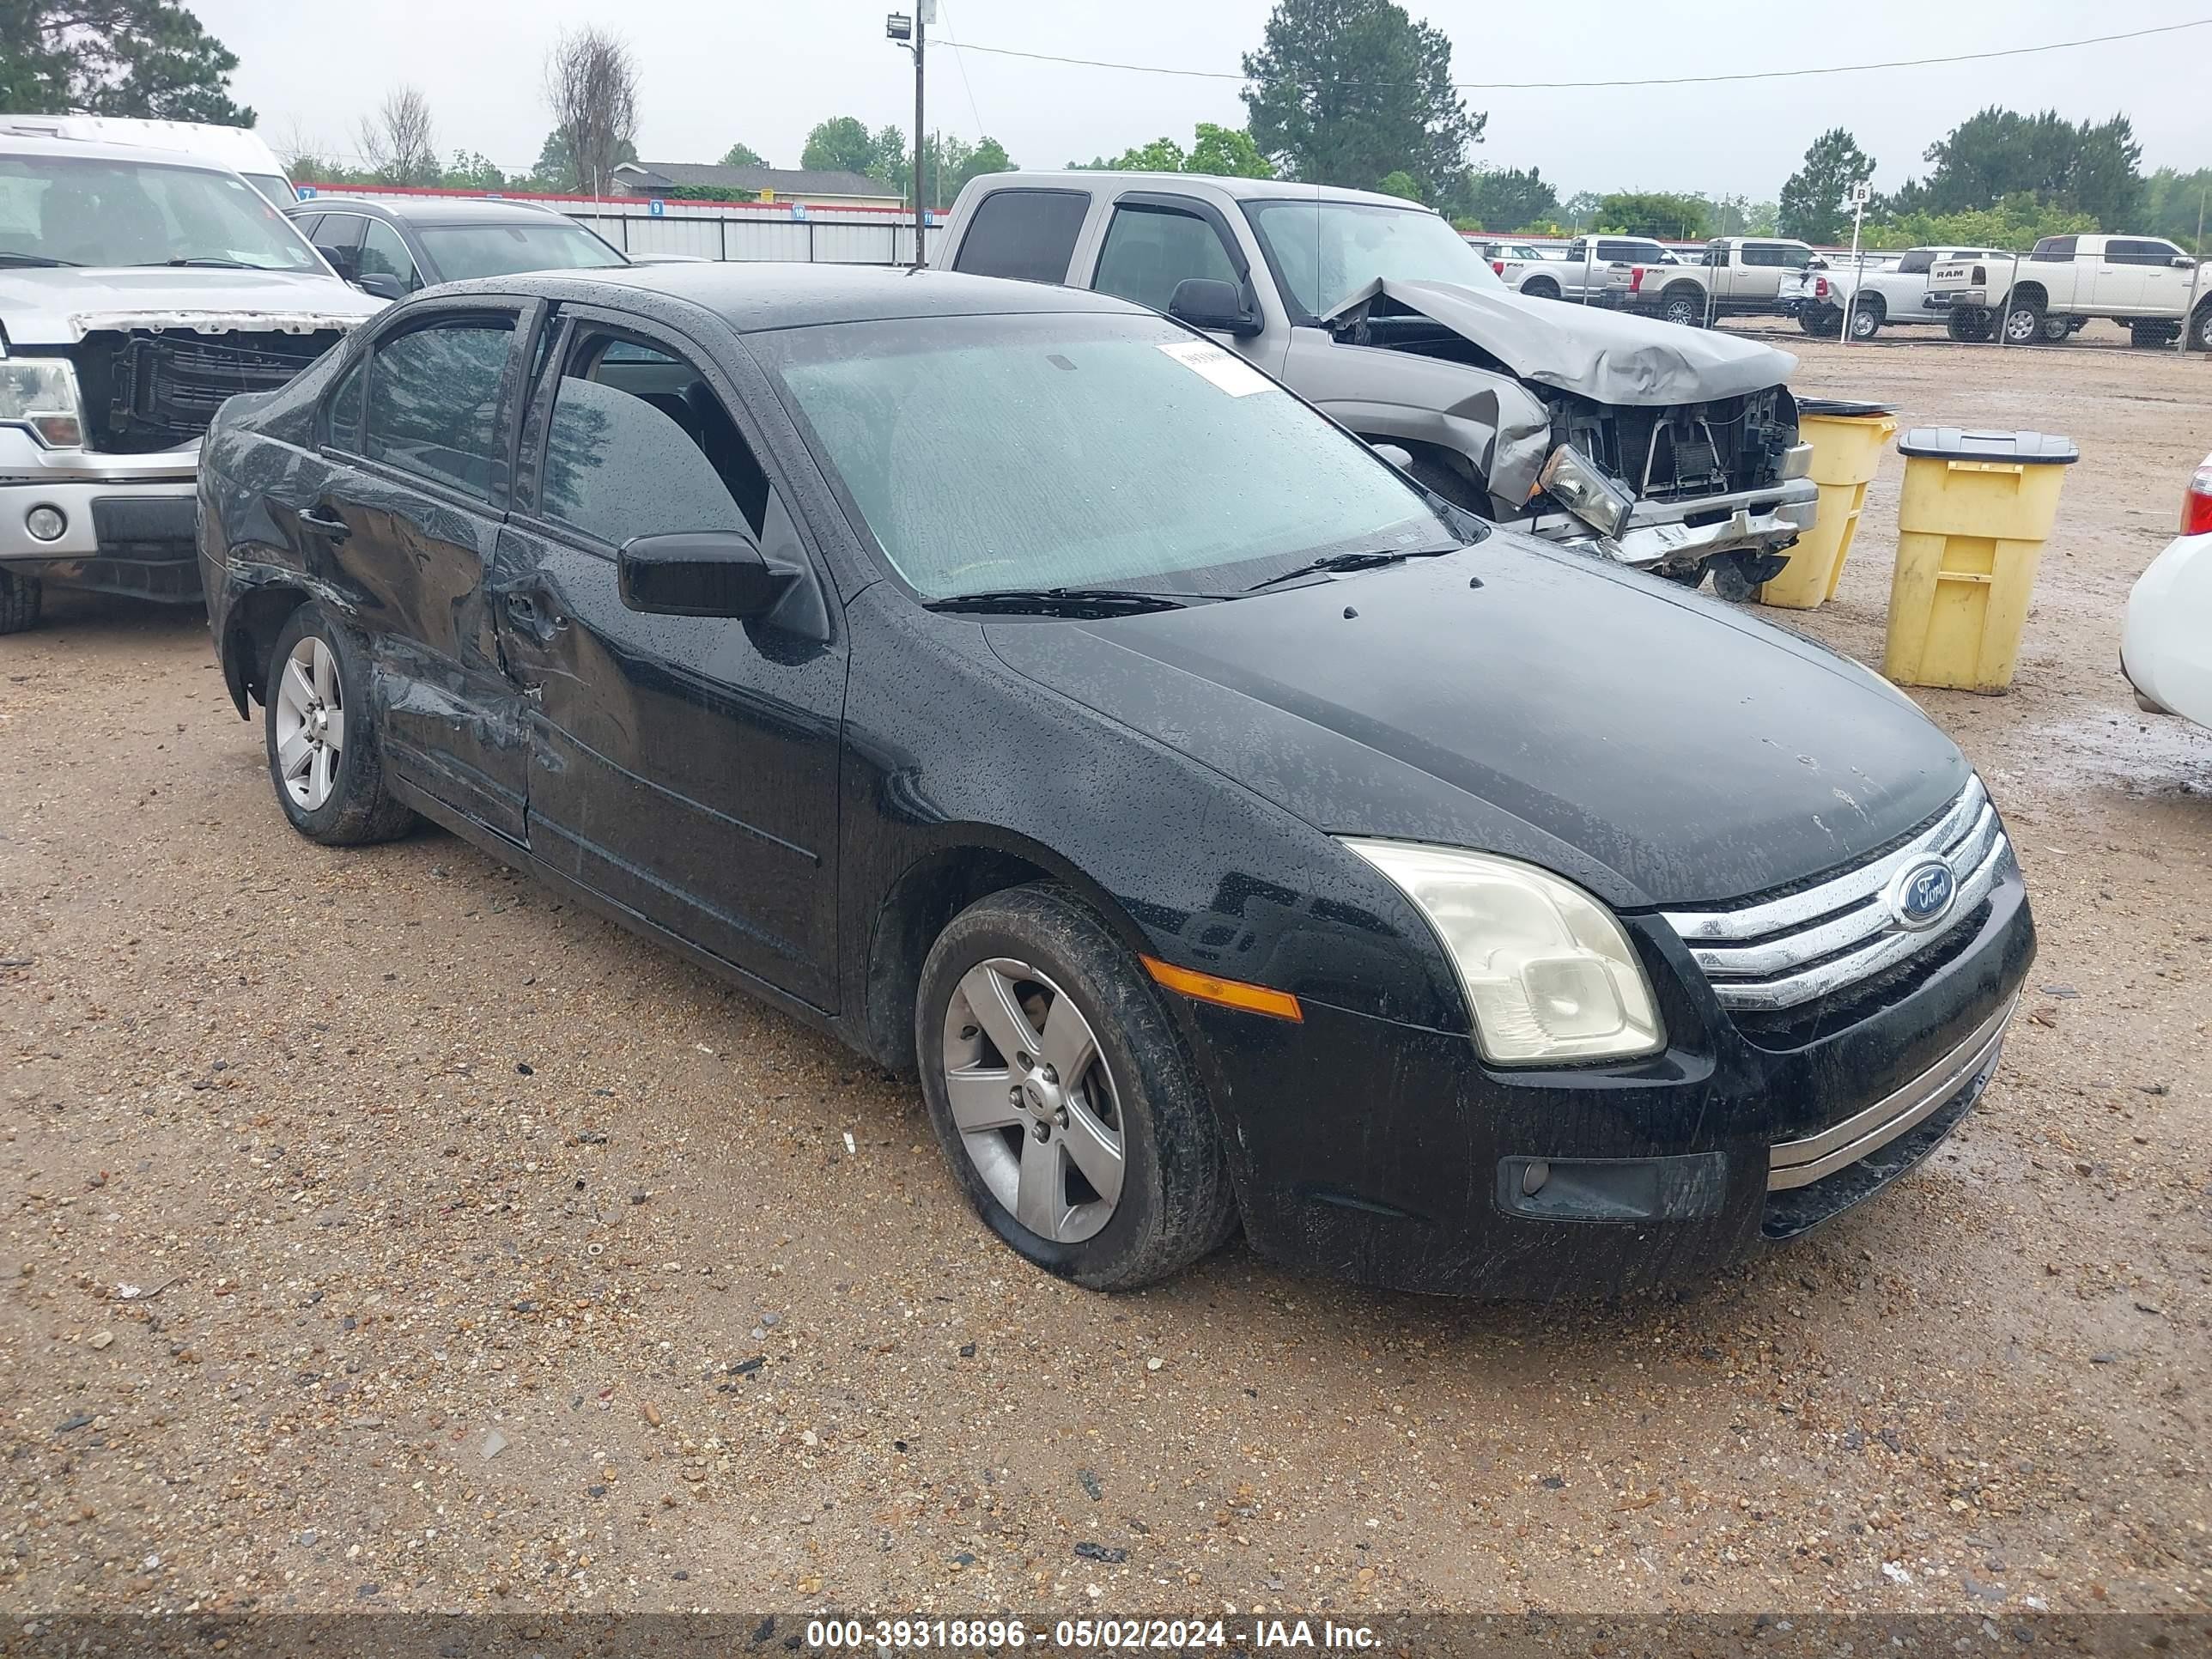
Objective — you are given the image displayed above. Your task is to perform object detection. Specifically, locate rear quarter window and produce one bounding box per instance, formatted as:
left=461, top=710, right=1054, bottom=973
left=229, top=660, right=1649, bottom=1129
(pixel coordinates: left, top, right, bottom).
left=950, top=189, right=1091, bottom=284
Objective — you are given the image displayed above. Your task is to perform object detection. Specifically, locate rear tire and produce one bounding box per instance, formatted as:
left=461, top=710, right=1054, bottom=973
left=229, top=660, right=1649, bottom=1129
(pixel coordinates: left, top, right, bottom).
left=2002, top=296, right=2045, bottom=345
left=1661, top=287, right=1705, bottom=329
left=1846, top=302, right=1882, bottom=341
left=1797, top=308, right=1839, bottom=337
left=1523, top=276, right=1560, bottom=301
left=263, top=602, right=416, bottom=847
left=0, top=568, right=41, bottom=635
left=2040, top=313, right=2074, bottom=343
left=915, top=883, right=1238, bottom=1291
left=1946, top=308, right=1993, bottom=343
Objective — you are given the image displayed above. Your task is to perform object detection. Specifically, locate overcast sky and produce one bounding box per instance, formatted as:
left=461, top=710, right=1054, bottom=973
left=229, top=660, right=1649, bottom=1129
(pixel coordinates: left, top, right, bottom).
left=194, top=0, right=2209, bottom=199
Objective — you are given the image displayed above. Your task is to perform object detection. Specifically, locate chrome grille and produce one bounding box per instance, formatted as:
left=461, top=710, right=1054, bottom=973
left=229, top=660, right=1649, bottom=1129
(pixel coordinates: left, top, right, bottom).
left=1660, top=778, right=2011, bottom=1013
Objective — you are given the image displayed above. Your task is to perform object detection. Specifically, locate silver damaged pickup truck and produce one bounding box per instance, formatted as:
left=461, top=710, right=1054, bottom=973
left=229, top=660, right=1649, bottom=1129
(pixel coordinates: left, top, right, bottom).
left=937, top=173, right=1816, bottom=594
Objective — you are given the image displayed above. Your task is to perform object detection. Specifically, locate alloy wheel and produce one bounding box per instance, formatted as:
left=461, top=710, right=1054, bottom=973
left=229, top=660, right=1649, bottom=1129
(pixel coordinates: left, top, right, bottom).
left=2003, top=307, right=2040, bottom=344
left=272, top=635, right=345, bottom=811
left=1665, top=296, right=1699, bottom=328
left=939, top=957, right=1125, bottom=1243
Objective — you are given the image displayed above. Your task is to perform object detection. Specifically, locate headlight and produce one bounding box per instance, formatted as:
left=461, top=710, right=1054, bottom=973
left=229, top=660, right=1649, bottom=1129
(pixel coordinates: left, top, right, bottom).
left=0, top=359, right=85, bottom=447
left=1537, top=444, right=1634, bottom=538
left=1343, top=840, right=1664, bottom=1066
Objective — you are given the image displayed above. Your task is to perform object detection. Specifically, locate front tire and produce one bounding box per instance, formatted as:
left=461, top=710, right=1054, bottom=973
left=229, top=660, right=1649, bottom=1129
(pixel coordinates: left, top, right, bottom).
left=0, top=568, right=41, bottom=635
left=263, top=603, right=416, bottom=846
left=2192, top=304, right=2212, bottom=353
left=916, top=884, right=1237, bottom=1291
left=1709, top=552, right=1760, bottom=603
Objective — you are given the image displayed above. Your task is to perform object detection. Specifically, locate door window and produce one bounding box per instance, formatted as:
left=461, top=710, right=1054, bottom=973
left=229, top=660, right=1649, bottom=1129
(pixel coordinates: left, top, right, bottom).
left=358, top=218, right=420, bottom=290
left=364, top=316, right=515, bottom=499
left=1091, top=204, right=1240, bottom=313
left=950, top=189, right=1091, bottom=284
left=310, top=210, right=365, bottom=277
left=2028, top=236, right=2078, bottom=262
left=537, top=330, right=769, bottom=548
left=325, top=355, right=366, bottom=453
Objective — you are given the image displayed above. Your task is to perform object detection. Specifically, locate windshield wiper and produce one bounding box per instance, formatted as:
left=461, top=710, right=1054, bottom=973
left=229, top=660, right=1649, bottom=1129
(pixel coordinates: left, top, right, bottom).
left=1246, top=544, right=1462, bottom=592
left=925, top=586, right=1191, bottom=618
left=0, top=252, right=79, bottom=267
left=138, top=257, right=268, bottom=270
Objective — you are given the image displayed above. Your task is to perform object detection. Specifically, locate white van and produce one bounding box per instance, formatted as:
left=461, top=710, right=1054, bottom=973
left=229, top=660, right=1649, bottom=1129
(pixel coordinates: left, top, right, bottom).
left=0, top=114, right=294, bottom=208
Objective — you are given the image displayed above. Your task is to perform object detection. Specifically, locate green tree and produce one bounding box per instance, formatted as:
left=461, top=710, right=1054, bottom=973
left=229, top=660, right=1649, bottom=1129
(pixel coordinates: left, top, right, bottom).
left=1186, top=123, right=1272, bottom=179
left=442, top=149, right=507, bottom=191
left=1595, top=191, right=1708, bottom=239
left=2, top=0, right=252, bottom=122
left=800, top=115, right=877, bottom=175
left=719, top=141, right=765, bottom=167
left=1778, top=127, right=1874, bottom=243
left=1374, top=169, right=1422, bottom=202
left=1456, top=165, right=1555, bottom=230
left=1900, top=106, right=2142, bottom=229
left=1241, top=0, right=1483, bottom=200
left=1863, top=193, right=2097, bottom=252
left=2142, top=167, right=2212, bottom=255
left=1559, top=190, right=1602, bottom=229
left=525, top=126, right=632, bottom=193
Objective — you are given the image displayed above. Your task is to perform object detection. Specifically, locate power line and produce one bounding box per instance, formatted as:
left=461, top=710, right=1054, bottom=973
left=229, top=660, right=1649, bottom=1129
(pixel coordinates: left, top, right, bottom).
left=935, top=0, right=990, bottom=137
left=935, top=15, right=2212, bottom=92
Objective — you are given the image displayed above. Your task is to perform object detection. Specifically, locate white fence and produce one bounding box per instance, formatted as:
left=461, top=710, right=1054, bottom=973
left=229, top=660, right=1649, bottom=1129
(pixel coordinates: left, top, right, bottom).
left=295, top=183, right=949, bottom=265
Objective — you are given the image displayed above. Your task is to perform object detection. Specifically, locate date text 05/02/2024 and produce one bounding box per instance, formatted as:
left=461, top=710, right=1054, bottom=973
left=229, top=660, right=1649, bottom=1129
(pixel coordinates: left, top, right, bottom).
left=803, top=1617, right=1382, bottom=1650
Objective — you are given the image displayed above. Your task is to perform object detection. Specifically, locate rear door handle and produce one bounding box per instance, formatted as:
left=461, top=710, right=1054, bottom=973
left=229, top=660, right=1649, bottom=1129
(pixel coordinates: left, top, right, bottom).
left=298, top=506, right=349, bottom=542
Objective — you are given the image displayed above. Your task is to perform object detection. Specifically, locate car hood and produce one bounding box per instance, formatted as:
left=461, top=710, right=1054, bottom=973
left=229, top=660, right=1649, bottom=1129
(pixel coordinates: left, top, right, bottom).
left=1322, top=276, right=1797, bottom=406
left=982, top=539, right=1966, bottom=910
left=0, top=265, right=384, bottom=345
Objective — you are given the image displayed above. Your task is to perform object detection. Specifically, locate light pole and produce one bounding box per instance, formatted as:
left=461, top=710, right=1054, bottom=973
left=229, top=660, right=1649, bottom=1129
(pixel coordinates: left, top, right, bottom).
left=886, top=4, right=931, bottom=266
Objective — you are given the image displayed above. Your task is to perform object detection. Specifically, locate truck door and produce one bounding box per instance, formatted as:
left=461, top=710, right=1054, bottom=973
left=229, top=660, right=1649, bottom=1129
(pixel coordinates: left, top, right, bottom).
left=1088, top=192, right=1280, bottom=374
left=2090, top=240, right=2148, bottom=312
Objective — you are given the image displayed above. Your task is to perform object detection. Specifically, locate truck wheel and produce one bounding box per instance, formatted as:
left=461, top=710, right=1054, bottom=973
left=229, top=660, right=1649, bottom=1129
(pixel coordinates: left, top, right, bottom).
left=2040, top=313, right=2074, bottom=343
left=1846, top=302, right=1882, bottom=341
left=1946, top=308, right=1993, bottom=343
left=2192, top=305, right=2212, bottom=352
left=0, top=568, right=41, bottom=635
left=2130, top=319, right=2181, bottom=349
left=1709, top=553, right=1760, bottom=604
left=1522, top=276, right=1560, bottom=301
left=1661, top=288, right=1704, bottom=329
left=1797, top=308, right=1838, bottom=337
left=2002, top=297, right=2045, bottom=345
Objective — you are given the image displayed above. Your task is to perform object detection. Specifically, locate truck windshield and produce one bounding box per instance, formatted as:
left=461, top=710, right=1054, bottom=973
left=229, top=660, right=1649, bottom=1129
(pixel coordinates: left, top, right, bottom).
left=0, top=154, right=323, bottom=272
left=757, top=310, right=1455, bottom=602
left=1243, top=198, right=1507, bottom=317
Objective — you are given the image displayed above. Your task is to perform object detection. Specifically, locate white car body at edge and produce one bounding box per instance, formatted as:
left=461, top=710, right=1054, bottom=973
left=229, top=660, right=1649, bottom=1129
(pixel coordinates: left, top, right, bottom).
left=2122, top=452, right=2212, bottom=727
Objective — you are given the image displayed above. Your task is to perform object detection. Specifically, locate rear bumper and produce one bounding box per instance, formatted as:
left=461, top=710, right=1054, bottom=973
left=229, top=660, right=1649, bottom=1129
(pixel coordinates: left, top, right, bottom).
left=0, top=433, right=204, bottom=600
left=1183, top=860, right=2033, bottom=1297
left=2121, top=531, right=2212, bottom=727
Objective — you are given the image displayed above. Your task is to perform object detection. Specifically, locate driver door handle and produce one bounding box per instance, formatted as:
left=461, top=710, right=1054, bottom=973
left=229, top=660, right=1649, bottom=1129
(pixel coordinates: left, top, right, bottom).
left=298, top=506, right=349, bottom=542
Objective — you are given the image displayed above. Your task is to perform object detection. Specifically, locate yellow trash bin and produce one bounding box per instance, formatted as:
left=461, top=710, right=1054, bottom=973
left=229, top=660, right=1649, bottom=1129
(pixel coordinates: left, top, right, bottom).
left=1759, top=398, right=1899, bottom=610
left=1882, top=427, right=2078, bottom=693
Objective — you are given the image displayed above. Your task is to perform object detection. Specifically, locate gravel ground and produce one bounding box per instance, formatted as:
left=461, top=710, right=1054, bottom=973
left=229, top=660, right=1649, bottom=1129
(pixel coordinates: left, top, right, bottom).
left=2, top=330, right=2208, bottom=1625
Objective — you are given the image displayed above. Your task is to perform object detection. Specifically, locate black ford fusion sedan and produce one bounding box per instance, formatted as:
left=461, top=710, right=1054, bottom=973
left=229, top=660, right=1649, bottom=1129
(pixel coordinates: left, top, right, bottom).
left=197, top=264, right=2033, bottom=1296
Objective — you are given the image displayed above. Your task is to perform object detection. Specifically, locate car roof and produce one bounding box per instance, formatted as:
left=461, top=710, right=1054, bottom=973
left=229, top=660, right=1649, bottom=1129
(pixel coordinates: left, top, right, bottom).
left=969, top=169, right=1442, bottom=213
left=289, top=195, right=571, bottom=228
left=0, top=131, right=243, bottom=173
left=441, top=263, right=1154, bottom=332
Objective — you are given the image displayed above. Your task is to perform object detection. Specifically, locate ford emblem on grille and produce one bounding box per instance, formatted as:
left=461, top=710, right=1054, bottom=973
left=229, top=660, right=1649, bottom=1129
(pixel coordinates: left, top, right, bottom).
left=1889, top=857, right=1957, bottom=932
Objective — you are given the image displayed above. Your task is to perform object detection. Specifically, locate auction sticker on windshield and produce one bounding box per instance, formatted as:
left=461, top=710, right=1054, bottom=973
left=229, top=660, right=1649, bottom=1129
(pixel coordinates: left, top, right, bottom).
left=1157, top=338, right=1275, bottom=397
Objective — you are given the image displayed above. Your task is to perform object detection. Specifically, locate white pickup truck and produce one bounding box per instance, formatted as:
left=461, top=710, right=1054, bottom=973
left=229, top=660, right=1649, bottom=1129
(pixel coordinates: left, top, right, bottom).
left=1929, top=234, right=2210, bottom=348
left=1783, top=247, right=2007, bottom=340
left=1495, top=235, right=1674, bottom=305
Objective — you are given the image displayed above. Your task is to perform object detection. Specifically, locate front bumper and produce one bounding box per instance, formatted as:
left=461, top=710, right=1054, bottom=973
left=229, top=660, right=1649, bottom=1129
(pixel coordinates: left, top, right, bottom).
left=1528, top=476, right=1820, bottom=571
left=0, top=429, right=203, bottom=601
left=1179, top=858, right=2033, bottom=1297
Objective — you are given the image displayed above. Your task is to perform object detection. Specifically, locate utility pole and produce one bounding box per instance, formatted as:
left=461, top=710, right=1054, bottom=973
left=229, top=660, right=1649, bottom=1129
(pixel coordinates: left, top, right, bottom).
left=886, top=4, right=930, bottom=265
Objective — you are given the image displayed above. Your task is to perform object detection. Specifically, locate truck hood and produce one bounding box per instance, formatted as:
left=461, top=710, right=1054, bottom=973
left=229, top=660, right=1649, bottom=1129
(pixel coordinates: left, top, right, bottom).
left=0, top=265, right=384, bottom=346
left=983, top=538, right=1966, bottom=910
left=1323, top=276, right=1797, bottom=407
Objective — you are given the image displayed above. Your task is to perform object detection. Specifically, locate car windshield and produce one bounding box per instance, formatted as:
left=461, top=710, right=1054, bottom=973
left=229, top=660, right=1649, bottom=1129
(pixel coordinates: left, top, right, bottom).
left=415, top=222, right=627, bottom=279
left=757, top=310, right=1456, bottom=602
left=1243, top=198, right=1506, bottom=316
left=0, top=153, right=323, bottom=271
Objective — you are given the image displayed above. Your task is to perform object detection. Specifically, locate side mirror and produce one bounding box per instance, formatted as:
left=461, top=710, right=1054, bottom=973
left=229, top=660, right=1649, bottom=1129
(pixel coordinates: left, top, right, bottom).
left=355, top=271, right=407, bottom=302
left=1168, top=277, right=1261, bottom=338
left=617, top=530, right=789, bottom=618
left=2175, top=254, right=2197, bottom=269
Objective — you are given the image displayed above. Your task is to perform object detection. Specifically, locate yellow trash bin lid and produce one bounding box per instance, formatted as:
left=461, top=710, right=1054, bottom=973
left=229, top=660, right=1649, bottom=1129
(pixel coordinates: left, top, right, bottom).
left=1896, top=428, right=2080, bottom=467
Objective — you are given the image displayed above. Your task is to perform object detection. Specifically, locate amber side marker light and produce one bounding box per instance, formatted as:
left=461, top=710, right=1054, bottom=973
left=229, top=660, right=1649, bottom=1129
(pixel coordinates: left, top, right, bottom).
left=1139, top=956, right=1304, bottom=1022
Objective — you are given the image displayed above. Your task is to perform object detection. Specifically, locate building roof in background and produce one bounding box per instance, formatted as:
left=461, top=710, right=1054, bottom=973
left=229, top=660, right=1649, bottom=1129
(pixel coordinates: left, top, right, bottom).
left=615, top=161, right=899, bottom=200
